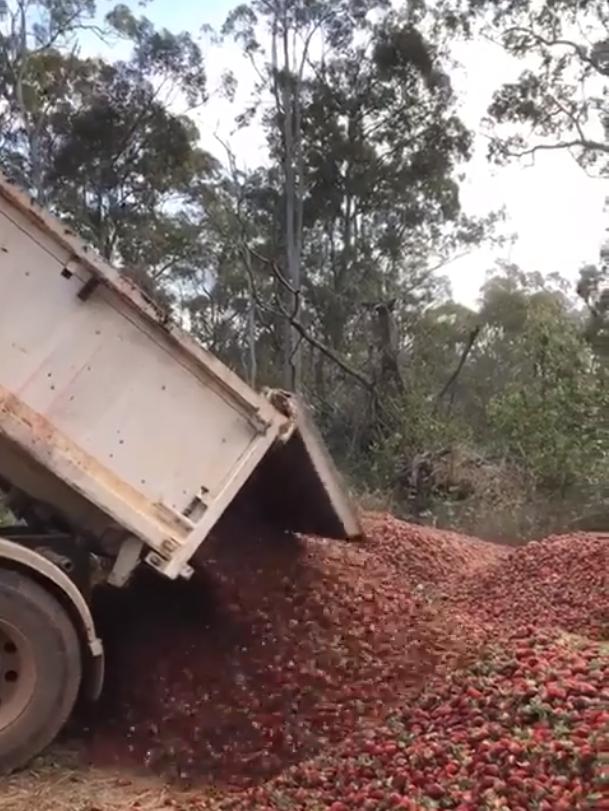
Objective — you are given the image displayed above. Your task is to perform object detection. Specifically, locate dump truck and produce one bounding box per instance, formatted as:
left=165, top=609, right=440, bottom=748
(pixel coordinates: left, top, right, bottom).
left=0, top=173, right=362, bottom=773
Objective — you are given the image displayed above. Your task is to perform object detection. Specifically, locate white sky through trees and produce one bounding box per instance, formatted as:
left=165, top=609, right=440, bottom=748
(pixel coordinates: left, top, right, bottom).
left=93, top=0, right=609, bottom=305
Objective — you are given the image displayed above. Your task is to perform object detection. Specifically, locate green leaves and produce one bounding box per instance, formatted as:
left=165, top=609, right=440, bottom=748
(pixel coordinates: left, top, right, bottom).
left=486, top=280, right=609, bottom=495
left=3, top=0, right=607, bottom=540
left=462, top=0, right=609, bottom=174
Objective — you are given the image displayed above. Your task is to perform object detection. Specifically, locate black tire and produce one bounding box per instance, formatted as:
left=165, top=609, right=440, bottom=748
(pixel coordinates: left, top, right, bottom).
left=0, top=568, right=81, bottom=773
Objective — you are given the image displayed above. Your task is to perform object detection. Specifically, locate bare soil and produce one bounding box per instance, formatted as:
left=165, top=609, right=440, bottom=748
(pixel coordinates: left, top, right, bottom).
left=0, top=746, right=181, bottom=811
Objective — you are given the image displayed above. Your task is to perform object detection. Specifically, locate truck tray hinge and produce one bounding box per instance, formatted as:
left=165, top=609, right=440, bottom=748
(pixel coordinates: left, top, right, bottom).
left=107, top=536, right=144, bottom=587
left=78, top=276, right=101, bottom=301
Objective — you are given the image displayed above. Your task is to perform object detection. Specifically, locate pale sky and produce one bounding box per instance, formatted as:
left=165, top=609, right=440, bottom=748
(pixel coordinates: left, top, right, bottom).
left=93, top=0, right=609, bottom=306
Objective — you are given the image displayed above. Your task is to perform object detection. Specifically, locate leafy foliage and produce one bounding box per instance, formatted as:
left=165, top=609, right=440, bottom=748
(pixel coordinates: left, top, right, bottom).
left=450, top=0, right=609, bottom=172
left=488, top=292, right=608, bottom=494
left=2, top=0, right=608, bottom=539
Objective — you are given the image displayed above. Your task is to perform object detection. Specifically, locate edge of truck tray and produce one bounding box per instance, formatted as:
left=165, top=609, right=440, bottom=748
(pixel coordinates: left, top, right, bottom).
left=0, top=173, right=267, bottom=423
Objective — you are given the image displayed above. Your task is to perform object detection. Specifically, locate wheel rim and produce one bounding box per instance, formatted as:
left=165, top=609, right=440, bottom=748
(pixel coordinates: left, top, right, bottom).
left=0, top=620, right=37, bottom=731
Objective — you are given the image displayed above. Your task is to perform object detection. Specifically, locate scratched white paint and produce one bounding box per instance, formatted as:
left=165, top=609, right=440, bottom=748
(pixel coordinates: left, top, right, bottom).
left=0, top=174, right=361, bottom=578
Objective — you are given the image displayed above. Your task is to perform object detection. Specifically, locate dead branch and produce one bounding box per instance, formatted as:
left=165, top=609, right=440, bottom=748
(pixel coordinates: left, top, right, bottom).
left=434, top=325, right=482, bottom=413
left=210, top=138, right=379, bottom=399
left=241, top=244, right=375, bottom=392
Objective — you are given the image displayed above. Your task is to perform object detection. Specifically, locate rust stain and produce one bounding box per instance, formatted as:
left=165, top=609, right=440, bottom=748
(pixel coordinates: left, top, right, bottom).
left=1, top=173, right=279, bottom=432
left=10, top=342, right=28, bottom=355
left=0, top=386, right=191, bottom=539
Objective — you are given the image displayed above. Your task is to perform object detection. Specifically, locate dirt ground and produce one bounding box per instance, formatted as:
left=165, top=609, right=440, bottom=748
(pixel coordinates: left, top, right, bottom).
left=0, top=744, right=195, bottom=811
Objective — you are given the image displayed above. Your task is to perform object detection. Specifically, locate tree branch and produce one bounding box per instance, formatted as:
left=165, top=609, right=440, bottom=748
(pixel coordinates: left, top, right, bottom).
left=504, top=27, right=607, bottom=76
left=508, top=139, right=609, bottom=158
left=242, top=245, right=375, bottom=392
left=213, top=132, right=377, bottom=398
left=434, top=325, right=482, bottom=412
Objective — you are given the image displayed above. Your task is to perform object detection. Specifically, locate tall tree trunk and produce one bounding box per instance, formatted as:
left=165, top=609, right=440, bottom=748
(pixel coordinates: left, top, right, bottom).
left=272, top=3, right=304, bottom=392
left=246, top=262, right=258, bottom=387
left=15, top=1, right=45, bottom=203
left=281, top=24, right=301, bottom=390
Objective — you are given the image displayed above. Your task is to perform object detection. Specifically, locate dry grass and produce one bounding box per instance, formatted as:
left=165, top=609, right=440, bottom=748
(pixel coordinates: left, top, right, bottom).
left=0, top=745, right=208, bottom=811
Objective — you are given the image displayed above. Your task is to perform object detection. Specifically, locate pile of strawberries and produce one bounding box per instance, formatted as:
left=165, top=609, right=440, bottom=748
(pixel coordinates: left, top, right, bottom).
left=87, top=516, right=498, bottom=782
left=216, top=631, right=607, bottom=810
left=452, top=532, right=609, bottom=640
left=86, top=516, right=609, bottom=810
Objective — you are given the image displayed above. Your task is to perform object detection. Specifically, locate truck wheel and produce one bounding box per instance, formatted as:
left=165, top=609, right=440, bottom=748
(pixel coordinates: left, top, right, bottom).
left=0, top=568, right=81, bottom=773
